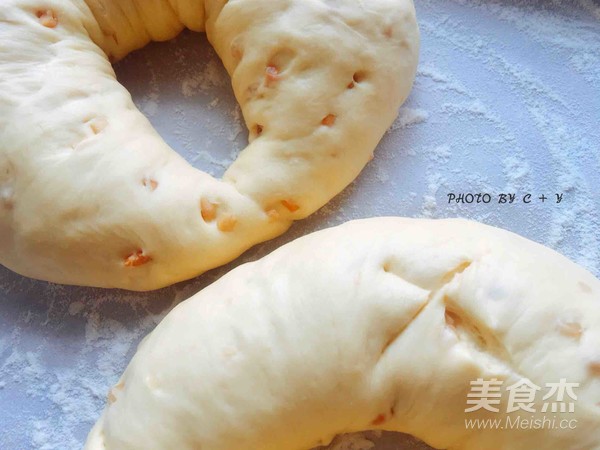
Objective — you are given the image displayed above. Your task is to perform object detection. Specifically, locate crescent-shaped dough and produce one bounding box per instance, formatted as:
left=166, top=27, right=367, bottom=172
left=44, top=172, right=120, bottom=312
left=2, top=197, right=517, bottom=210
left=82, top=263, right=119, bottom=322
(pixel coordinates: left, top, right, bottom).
left=85, top=218, right=600, bottom=449
left=0, top=0, right=419, bottom=290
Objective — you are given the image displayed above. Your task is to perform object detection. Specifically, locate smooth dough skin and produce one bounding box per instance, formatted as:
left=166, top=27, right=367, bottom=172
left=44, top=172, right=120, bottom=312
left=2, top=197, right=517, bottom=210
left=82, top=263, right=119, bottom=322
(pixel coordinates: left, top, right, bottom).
left=85, top=218, right=600, bottom=450
left=0, top=1, right=419, bottom=291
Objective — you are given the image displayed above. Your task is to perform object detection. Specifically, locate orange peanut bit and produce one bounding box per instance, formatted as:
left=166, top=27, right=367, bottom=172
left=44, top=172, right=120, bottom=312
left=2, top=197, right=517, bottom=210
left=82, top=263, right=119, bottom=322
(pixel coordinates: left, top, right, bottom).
left=200, top=198, right=218, bottom=222
left=557, top=320, right=583, bottom=340
left=321, top=114, right=337, bottom=127
left=217, top=214, right=237, bottom=232
left=142, top=178, right=158, bottom=191
left=123, top=249, right=152, bottom=267
left=371, top=414, right=386, bottom=426
left=89, top=117, right=108, bottom=135
left=36, top=9, right=58, bottom=28
left=444, top=308, right=459, bottom=329
left=589, top=361, right=600, bottom=376
left=107, top=380, right=125, bottom=405
left=281, top=199, right=300, bottom=213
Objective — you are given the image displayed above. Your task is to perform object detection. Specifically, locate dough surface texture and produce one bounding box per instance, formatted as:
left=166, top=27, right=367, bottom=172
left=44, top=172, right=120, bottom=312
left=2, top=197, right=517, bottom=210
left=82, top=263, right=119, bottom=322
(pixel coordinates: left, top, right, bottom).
left=85, top=218, right=600, bottom=450
left=0, top=0, right=419, bottom=290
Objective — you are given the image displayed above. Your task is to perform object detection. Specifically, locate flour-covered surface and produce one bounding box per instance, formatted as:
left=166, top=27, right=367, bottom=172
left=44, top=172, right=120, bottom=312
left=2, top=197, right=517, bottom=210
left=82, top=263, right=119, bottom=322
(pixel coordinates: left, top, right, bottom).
left=1, top=1, right=599, bottom=449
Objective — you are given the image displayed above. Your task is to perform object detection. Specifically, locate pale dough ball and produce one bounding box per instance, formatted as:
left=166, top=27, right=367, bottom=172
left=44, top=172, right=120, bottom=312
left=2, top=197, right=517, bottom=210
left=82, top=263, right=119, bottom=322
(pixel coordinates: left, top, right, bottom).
left=0, top=0, right=419, bottom=290
left=85, top=218, right=600, bottom=449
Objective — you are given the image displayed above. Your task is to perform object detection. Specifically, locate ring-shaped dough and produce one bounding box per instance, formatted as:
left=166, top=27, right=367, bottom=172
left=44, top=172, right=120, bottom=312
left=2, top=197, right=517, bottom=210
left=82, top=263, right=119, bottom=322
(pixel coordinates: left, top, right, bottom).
left=0, top=0, right=419, bottom=290
left=85, top=218, right=600, bottom=449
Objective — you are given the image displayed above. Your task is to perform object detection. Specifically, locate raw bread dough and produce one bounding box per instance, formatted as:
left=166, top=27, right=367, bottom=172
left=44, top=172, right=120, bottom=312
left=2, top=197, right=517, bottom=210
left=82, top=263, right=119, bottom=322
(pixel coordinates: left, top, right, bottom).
left=0, top=0, right=419, bottom=290
left=85, top=218, right=600, bottom=449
